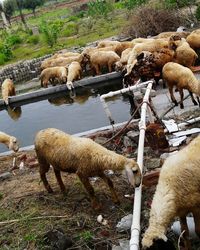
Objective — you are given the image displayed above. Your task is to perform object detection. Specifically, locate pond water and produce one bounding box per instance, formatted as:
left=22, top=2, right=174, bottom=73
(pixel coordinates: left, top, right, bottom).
left=0, top=80, right=133, bottom=153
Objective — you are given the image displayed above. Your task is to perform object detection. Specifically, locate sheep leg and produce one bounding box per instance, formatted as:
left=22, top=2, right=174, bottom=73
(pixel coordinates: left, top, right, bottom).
left=179, top=216, right=191, bottom=250
left=108, top=64, right=112, bottom=73
left=188, top=91, right=198, bottom=106
left=193, top=209, right=200, bottom=238
left=94, top=65, right=100, bottom=75
left=77, top=174, right=101, bottom=210
left=100, top=173, right=120, bottom=204
left=168, top=86, right=178, bottom=106
left=39, top=164, right=53, bottom=193
left=54, top=169, right=66, bottom=193
left=178, top=88, right=184, bottom=109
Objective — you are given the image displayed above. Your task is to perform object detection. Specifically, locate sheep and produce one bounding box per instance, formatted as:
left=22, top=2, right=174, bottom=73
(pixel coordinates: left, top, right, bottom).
left=115, top=48, right=132, bottom=71
left=97, top=40, right=123, bottom=55
left=40, top=66, right=67, bottom=88
left=142, top=135, right=200, bottom=250
left=86, top=50, right=120, bottom=75
left=51, top=52, right=80, bottom=59
left=162, top=62, right=200, bottom=109
left=186, top=29, right=200, bottom=49
left=126, top=39, right=169, bottom=75
left=34, top=128, right=141, bottom=210
left=154, top=31, right=190, bottom=39
left=66, top=61, right=82, bottom=90
left=169, top=37, right=198, bottom=68
left=1, top=78, right=16, bottom=105
left=0, top=131, right=19, bottom=152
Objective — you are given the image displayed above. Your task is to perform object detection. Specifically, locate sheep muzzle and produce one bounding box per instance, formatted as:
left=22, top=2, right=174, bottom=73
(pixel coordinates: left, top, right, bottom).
left=125, top=164, right=141, bottom=187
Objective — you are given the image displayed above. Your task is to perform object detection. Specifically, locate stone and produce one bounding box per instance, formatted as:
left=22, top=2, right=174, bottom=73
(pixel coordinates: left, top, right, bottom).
left=0, top=172, right=11, bottom=181
left=116, top=214, right=133, bottom=232
left=145, top=158, right=161, bottom=170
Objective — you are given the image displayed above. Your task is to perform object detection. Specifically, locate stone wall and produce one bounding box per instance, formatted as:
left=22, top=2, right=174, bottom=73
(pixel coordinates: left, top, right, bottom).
left=0, top=54, right=52, bottom=84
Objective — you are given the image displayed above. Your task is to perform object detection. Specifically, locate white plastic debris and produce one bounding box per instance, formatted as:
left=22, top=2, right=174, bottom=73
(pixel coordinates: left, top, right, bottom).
left=116, top=214, right=133, bottom=232
left=97, top=215, right=108, bottom=226
left=162, top=119, right=179, bottom=133
left=171, top=217, right=198, bottom=239
left=168, top=136, right=187, bottom=147
left=173, top=128, right=200, bottom=138
left=19, top=161, right=25, bottom=171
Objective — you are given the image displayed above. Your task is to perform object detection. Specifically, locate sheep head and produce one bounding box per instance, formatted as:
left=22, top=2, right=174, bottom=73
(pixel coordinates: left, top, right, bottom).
left=125, top=159, right=141, bottom=187
left=8, top=136, right=19, bottom=152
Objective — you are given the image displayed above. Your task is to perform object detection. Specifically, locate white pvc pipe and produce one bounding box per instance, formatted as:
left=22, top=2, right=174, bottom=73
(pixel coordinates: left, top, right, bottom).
left=100, top=81, right=153, bottom=124
left=130, top=81, right=153, bottom=250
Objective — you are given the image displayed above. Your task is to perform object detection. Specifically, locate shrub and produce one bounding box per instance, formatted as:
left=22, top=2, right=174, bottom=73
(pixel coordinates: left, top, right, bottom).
left=0, top=53, right=6, bottom=65
left=39, top=19, right=63, bottom=47
left=87, top=0, right=114, bottom=19
left=124, top=5, right=185, bottom=37
left=62, top=22, right=78, bottom=37
left=27, top=35, right=40, bottom=44
left=6, top=34, right=22, bottom=46
left=196, top=5, right=200, bottom=21
left=0, top=43, right=12, bottom=61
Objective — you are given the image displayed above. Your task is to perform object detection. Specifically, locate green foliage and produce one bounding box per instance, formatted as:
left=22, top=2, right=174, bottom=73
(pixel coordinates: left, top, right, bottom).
left=0, top=42, right=13, bottom=62
left=123, top=0, right=147, bottom=10
left=39, top=19, right=63, bottom=47
left=3, top=0, right=16, bottom=21
left=87, top=0, right=114, bottom=19
left=78, top=231, right=94, bottom=243
left=27, top=35, right=40, bottom=44
left=6, top=34, right=22, bottom=46
left=164, top=0, right=196, bottom=9
left=23, top=0, right=45, bottom=14
left=63, top=22, right=78, bottom=37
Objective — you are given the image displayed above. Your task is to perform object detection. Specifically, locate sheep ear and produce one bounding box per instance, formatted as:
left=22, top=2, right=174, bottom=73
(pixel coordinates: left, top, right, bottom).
left=125, top=165, right=135, bottom=187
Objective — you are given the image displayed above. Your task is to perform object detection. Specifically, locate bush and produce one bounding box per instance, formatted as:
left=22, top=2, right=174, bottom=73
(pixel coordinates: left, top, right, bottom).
left=125, top=5, right=185, bottom=37
left=0, top=53, right=6, bottom=65
left=87, top=0, right=114, bottom=19
left=6, top=34, right=22, bottom=46
left=27, top=35, right=40, bottom=44
left=0, top=43, right=12, bottom=61
left=62, top=22, right=78, bottom=37
left=39, top=19, right=63, bottom=47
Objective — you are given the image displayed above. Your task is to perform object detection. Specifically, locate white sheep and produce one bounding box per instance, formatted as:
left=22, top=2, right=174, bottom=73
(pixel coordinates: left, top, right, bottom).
left=142, top=135, right=200, bottom=250
left=0, top=131, right=19, bottom=152
left=1, top=78, right=16, bottom=105
left=186, top=29, right=200, bottom=50
left=162, top=62, right=200, bottom=109
left=34, top=128, right=141, bottom=210
left=40, top=66, right=67, bottom=88
left=66, top=61, right=82, bottom=90
left=115, top=48, right=132, bottom=71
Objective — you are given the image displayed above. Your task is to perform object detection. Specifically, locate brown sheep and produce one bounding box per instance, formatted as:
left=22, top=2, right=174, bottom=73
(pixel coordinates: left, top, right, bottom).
left=169, top=37, right=198, bottom=68
left=1, top=78, right=16, bottom=105
left=162, top=62, right=200, bottom=109
left=154, top=31, right=190, bottom=39
left=86, top=50, right=120, bottom=75
left=115, top=48, right=132, bottom=71
left=186, top=29, right=200, bottom=50
left=35, top=128, right=142, bottom=210
left=40, top=66, right=67, bottom=88
left=0, top=131, right=19, bottom=152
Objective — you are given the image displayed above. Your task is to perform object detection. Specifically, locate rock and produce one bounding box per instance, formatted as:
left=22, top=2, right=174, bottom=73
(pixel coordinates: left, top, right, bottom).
left=44, top=228, right=73, bottom=250
left=0, top=172, right=11, bottom=181
left=145, top=158, right=161, bottom=170
left=119, top=239, right=130, bottom=250
left=116, top=214, right=132, bottom=232
left=126, top=131, right=139, bottom=141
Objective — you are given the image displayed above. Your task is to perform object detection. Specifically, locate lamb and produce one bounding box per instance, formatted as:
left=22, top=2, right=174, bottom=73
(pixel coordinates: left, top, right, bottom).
left=169, top=37, right=198, bottom=68
left=40, top=66, right=67, bottom=88
left=86, top=50, right=120, bottom=75
left=142, top=135, right=200, bottom=250
left=115, top=48, right=132, bottom=71
left=66, top=61, right=82, bottom=90
left=162, top=62, right=200, bottom=109
left=34, top=128, right=141, bottom=210
left=1, top=78, right=16, bottom=105
left=186, top=29, right=200, bottom=50
left=0, top=131, right=19, bottom=152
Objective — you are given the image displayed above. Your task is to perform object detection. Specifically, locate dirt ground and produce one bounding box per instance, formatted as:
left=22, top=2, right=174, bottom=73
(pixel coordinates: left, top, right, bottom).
left=1, top=110, right=200, bottom=249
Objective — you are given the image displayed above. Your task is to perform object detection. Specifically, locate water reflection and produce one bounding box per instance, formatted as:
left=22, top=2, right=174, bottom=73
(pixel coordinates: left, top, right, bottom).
left=6, top=106, right=22, bottom=121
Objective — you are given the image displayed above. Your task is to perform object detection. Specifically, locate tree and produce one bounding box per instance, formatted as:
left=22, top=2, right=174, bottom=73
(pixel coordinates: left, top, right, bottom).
left=0, top=3, right=10, bottom=29
left=23, top=0, right=44, bottom=16
left=3, top=0, right=16, bottom=25
left=15, top=0, right=28, bottom=29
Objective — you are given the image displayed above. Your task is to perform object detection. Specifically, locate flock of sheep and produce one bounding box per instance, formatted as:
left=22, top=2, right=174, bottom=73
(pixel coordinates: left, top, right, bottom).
left=1, top=27, right=200, bottom=249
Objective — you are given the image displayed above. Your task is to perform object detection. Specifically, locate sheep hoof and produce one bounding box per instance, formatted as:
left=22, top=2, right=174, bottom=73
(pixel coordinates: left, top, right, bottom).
left=193, top=101, right=198, bottom=106
left=180, top=104, right=184, bottom=109
left=47, top=187, right=54, bottom=193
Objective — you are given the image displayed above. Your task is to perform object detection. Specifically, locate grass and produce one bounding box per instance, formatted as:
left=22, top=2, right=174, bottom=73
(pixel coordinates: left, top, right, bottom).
left=0, top=3, right=128, bottom=67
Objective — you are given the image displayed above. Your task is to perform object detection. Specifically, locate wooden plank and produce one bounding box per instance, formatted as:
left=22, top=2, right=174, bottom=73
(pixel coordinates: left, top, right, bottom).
left=0, top=72, right=122, bottom=110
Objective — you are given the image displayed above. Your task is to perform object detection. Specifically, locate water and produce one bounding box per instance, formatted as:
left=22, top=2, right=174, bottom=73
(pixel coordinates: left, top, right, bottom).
left=0, top=81, right=132, bottom=153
